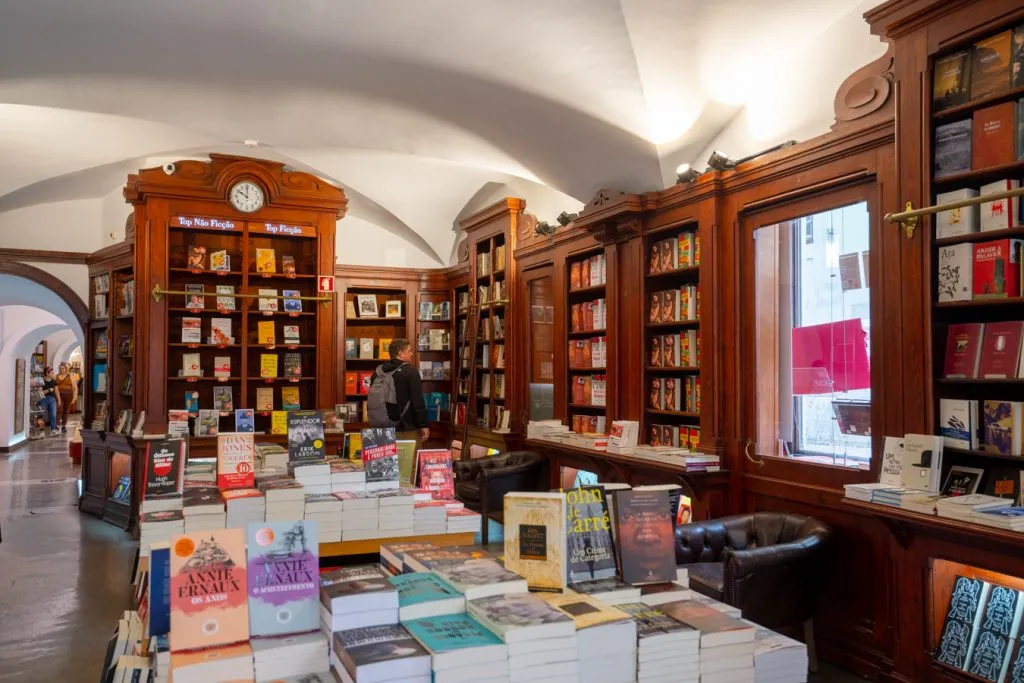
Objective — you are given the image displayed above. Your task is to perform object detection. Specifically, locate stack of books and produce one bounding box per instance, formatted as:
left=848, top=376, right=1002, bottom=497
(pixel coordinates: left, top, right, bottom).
left=870, top=487, right=921, bottom=508
left=842, top=482, right=902, bottom=502
left=389, top=573, right=466, bottom=621
left=618, top=602, right=700, bottom=683
left=221, top=489, right=265, bottom=529
left=405, top=613, right=509, bottom=683
left=181, top=486, right=225, bottom=533
left=255, top=442, right=289, bottom=470
left=260, top=478, right=305, bottom=521
left=138, top=510, right=184, bottom=552
left=289, top=460, right=332, bottom=494
left=336, top=491, right=379, bottom=540
left=935, top=493, right=1012, bottom=521
left=304, top=494, right=343, bottom=543
left=168, top=642, right=255, bottom=682
left=899, top=493, right=946, bottom=516
left=320, top=566, right=399, bottom=634
left=972, top=505, right=1024, bottom=531
left=639, top=580, right=693, bottom=606
left=543, top=593, right=637, bottom=683
left=251, top=632, right=329, bottom=681
left=379, top=542, right=439, bottom=575
left=749, top=622, right=808, bottom=683
left=331, top=624, right=431, bottom=683
left=526, top=420, right=571, bottom=440
left=413, top=500, right=448, bottom=534
left=662, top=600, right=755, bottom=683
left=569, top=577, right=642, bottom=605
left=329, top=460, right=366, bottom=492
left=376, top=489, right=415, bottom=537
left=433, top=559, right=528, bottom=600
left=446, top=507, right=481, bottom=534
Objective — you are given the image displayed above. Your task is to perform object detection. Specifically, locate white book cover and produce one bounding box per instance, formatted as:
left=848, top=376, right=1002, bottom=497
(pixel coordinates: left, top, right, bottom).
left=938, top=399, right=976, bottom=449
left=258, top=289, right=279, bottom=312
left=181, top=317, right=202, bottom=344
left=182, top=353, right=201, bottom=378
left=900, top=434, right=943, bottom=493
left=936, top=244, right=973, bottom=302
left=935, top=188, right=980, bottom=238
left=879, top=436, right=904, bottom=487
left=979, top=179, right=1020, bottom=232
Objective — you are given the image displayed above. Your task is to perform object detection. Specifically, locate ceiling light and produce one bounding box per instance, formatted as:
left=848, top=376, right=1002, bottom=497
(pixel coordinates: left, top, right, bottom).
left=706, top=151, right=735, bottom=172
left=675, top=163, right=700, bottom=184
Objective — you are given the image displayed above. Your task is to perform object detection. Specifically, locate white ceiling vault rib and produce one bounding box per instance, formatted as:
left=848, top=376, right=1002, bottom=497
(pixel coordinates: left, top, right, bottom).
left=0, top=0, right=884, bottom=265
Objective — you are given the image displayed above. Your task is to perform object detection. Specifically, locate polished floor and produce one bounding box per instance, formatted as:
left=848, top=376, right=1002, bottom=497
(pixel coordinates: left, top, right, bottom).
left=0, top=433, right=865, bottom=682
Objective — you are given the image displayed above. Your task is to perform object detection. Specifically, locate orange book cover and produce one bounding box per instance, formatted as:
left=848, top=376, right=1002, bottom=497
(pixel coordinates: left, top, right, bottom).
left=572, top=415, right=581, bottom=432
left=583, top=302, right=594, bottom=331
left=972, top=102, right=1018, bottom=169
left=582, top=340, right=593, bottom=367
left=581, top=260, right=591, bottom=288
left=970, top=31, right=1013, bottom=99
left=345, top=372, right=358, bottom=395
left=573, top=376, right=585, bottom=404
left=570, top=262, right=581, bottom=291
left=571, top=304, right=580, bottom=332
left=169, top=529, right=249, bottom=652
left=649, top=293, right=661, bottom=324
left=582, top=376, right=593, bottom=405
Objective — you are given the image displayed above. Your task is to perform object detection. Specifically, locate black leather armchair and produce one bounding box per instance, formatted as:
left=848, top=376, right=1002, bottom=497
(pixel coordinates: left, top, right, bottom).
left=453, top=451, right=547, bottom=544
left=675, top=512, right=831, bottom=632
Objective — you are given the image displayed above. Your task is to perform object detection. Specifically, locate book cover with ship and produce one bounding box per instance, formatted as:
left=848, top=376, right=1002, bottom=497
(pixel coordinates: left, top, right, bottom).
left=169, top=529, right=248, bottom=652
left=361, top=427, right=399, bottom=488
left=246, top=521, right=320, bottom=637
left=287, top=410, right=325, bottom=462
left=614, top=489, right=676, bottom=584
left=565, top=485, right=617, bottom=583
left=503, top=492, right=567, bottom=591
left=216, top=433, right=255, bottom=490
left=143, top=439, right=186, bottom=499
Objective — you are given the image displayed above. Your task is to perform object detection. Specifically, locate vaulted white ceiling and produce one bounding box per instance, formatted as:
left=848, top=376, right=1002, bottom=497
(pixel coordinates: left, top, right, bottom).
left=0, top=0, right=884, bottom=266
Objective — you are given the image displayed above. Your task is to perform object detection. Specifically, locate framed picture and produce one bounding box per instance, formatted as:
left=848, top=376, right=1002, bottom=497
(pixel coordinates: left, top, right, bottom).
left=356, top=295, right=379, bottom=318
left=13, top=358, right=25, bottom=434
left=385, top=300, right=402, bottom=318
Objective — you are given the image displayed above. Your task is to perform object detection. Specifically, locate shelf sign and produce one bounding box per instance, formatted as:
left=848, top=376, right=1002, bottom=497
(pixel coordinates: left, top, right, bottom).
left=251, top=222, right=315, bottom=237
left=172, top=216, right=238, bottom=231
left=318, top=276, right=335, bottom=293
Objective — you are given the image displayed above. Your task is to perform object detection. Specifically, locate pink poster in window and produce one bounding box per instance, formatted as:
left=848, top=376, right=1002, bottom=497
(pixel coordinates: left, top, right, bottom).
left=417, top=449, right=455, bottom=500
left=791, top=318, right=870, bottom=395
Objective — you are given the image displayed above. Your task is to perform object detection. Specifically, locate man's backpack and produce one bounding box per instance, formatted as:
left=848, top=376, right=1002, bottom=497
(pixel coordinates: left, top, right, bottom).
left=366, top=363, right=410, bottom=427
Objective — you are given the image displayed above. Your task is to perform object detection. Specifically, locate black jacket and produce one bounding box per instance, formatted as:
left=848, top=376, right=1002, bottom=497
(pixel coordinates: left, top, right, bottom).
left=380, top=359, right=428, bottom=430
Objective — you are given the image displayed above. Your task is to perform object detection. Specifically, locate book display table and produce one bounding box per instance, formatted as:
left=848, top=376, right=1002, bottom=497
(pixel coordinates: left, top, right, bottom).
left=319, top=532, right=476, bottom=559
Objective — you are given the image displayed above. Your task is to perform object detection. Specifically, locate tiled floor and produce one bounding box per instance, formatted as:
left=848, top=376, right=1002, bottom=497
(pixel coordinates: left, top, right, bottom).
left=0, top=434, right=866, bottom=682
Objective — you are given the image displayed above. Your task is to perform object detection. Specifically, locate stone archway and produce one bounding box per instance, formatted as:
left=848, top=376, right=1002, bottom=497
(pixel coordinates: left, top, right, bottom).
left=0, top=261, right=89, bottom=333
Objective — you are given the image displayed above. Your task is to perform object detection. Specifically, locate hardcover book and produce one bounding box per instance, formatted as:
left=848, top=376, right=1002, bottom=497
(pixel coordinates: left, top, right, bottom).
left=979, top=180, right=1021, bottom=232
left=255, top=248, right=276, bottom=273
left=943, top=323, right=985, bottom=378
left=256, top=387, right=274, bottom=412
left=565, top=485, right=617, bottom=583
left=258, top=289, right=279, bottom=312
left=257, top=321, right=275, bottom=345
left=614, top=489, right=675, bottom=584
left=143, top=439, right=186, bottom=499
left=234, top=409, right=254, bottom=433
left=933, top=50, right=972, bottom=111
left=935, top=189, right=980, bottom=239
left=972, top=102, right=1018, bottom=169
left=246, top=521, right=320, bottom=637
left=503, top=492, right=568, bottom=591
left=361, top=427, right=399, bottom=489
left=217, top=432, right=255, bottom=490
left=282, top=289, right=302, bottom=313
left=971, top=30, right=1013, bottom=100
left=936, top=576, right=990, bottom=670
left=287, top=410, right=325, bottom=462
left=169, top=529, right=249, bottom=652
left=281, top=386, right=300, bottom=411
left=333, top=624, right=429, bottom=680
left=937, top=244, right=973, bottom=303
left=978, top=321, right=1024, bottom=378
left=934, top=119, right=973, bottom=179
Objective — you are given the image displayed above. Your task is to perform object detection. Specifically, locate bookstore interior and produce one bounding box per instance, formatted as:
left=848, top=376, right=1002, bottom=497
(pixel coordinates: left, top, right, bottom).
left=6, top=1, right=1024, bottom=682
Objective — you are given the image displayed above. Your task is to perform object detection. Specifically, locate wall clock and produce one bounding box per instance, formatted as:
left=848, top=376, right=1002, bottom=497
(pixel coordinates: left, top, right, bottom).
left=229, top=180, right=265, bottom=213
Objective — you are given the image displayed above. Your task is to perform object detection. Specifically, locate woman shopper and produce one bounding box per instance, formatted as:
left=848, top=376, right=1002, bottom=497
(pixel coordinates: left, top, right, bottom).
left=38, top=366, right=60, bottom=435
left=55, top=362, right=77, bottom=433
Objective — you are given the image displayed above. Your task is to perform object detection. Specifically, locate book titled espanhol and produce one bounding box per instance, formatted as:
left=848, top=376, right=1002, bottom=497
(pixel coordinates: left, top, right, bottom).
left=361, top=427, right=399, bottom=490
left=144, top=439, right=186, bottom=499
left=169, top=529, right=249, bottom=652
left=246, top=521, right=320, bottom=637
left=566, top=485, right=617, bottom=583
left=216, top=433, right=255, bottom=490
left=614, top=489, right=676, bottom=585
left=287, top=410, right=326, bottom=462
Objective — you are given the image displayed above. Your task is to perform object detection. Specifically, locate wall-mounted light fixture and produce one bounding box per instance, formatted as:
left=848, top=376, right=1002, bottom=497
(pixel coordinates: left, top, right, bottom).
left=675, top=163, right=700, bottom=184
left=706, top=151, right=736, bottom=172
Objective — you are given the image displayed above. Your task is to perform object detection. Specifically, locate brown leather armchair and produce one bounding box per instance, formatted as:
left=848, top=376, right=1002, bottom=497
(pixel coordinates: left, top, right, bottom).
left=675, top=512, right=831, bottom=632
left=453, top=451, right=547, bottom=544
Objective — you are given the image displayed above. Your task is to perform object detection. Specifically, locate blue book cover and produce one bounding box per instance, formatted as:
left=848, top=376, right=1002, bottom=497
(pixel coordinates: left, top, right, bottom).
left=246, top=521, right=320, bottom=637
left=404, top=613, right=502, bottom=653
left=389, top=573, right=461, bottom=608
left=184, top=391, right=199, bottom=415
left=148, top=544, right=171, bottom=637
left=978, top=506, right=1024, bottom=518
left=235, top=409, right=254, bottom=433
left=283, top=290, right=302, bottom=313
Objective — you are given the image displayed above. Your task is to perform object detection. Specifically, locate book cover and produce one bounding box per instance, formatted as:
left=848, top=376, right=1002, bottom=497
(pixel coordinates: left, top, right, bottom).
left=935, top=189, right=980, bottom=239
left=1014, top=26, right=1024, bottom=89
left=361, top=427, right=399, bottom=486
left=967, top=585, right=1021, bottom=680
left=978, top=321, right=1024, bottom=378
left=284, top=352, right=302, bottom=379
left=169, top=529, right=249, bottom=652
left=195, top=410, right=219, bottom=436
left=385, top=300, right=402, bottom=318
left=359, top=338, right=375, bottom=359
left=944, top=323, right=985, bottom=378
left=333, top=624, right=428, bottom=675
left=260, top=354, right=278, bottom=378
left=144, top=439, right=186, bottom=499
left=184, top=391, right=199, bottom=415
left=259, top=288, right=279, bottom=312
left=255, top=248, right=276, bottom=273
left=212, top=356, right=231, bottom=381
left=234, top=409, right=254, bottom=433
left=379, top=339, right=392, bottom=359
left=389, top=573, right=462, bottom=609
left=185, top=283, right=205, bottom=310
left=983, top=400, right=1022, bottom=456
left=971, top=30, right=1013, bottom=99
left=659, top=600, right=753, bottom=642
left=900, top=434, right=943, bottom=493
left=256, top=387, right=274, bottom=412
left=215, top=285, right=235, bottom=311
left=404, top=613, right=503, bottom=654
left=503, top=492, right=567, bottom=591
left=934, top=50, right=972, bottom=111
left=980, top=180, right=1021, bottom=232
left=212, top=385, right=233, bottom=411
left=149, top=544, right=171, bottom=637
left=939, top=398, right=976, bottom=449
left=416, top=449, right=454, bottom=500
left=942, top=465, right=985, bottom=497
left=281, top=254, right=296, bottom=275
left=246, top=521, right=320, bottom=637
left=217, top=433, right=255, bottom=490
left=282, top=289, right=302, bottom=313
left=283, top=324, right=300, bottom=344
left=541, top=592, right=630, bottom=629
left=187, top=245, right=207, bottom=270
left=937, top=244, right=973, bottom=303
left=257, top=321, right=275, bottom=345
left=465, top=592, right=573, bottom=637
left=287, top=410, right=325, bottom=462
left=356, top=294, right=379, bottom=318
left=209, top=250, right=229, bottom=272
left=565, top=485, right=617, bottom=583
left=985, top=467, right=1022, bottom=503
left=615, top=489, right=675, bottom=584
left=271, top=411, right=287, bottom=435
left=972, top=102, right=1018, bottom=169
left=936, top=576, right=990, bottom=670
left=281, top=386, right=300, bottom=411
left=181, top=317, right=201, bottom=344
left=182, top=353, right=201, bottom=378
left=618, top=602, right=694, bottom=639
left=934, top=119, right=973, bottom=179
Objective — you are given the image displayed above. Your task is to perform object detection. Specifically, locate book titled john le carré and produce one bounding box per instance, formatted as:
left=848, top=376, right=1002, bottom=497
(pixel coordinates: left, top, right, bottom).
left=287, top=410, right=325, bottom=462
left=565, top=485, right=617, bottom=584
left=614, top=489, right=676, bottom=585
left=246, top=521, right=320, bottom=637
left=169, top=529, right=248, bottom=652
left=503, top=492, right=567, bottom=591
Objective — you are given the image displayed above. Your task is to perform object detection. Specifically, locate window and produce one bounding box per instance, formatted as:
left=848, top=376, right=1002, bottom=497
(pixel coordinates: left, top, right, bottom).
left=527, top=271, right=554, bottom=420
left=753, top=201, right=871, bottom=468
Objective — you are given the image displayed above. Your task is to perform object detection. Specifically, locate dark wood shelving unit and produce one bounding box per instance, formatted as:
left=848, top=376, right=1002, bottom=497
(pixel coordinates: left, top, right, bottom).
left=932, top=84, right=1024, bottom=121
left=933, top=225, right=1024, bottom=246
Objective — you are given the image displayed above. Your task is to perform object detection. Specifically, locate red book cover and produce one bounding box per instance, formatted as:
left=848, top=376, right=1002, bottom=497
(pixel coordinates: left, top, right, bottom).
left=943, top=322, right=986, bottom=378
left=583, top=302, right=594, bottom=331
left=582, top=376, right=593, bottom=404
left=572, top=415, right=581, bottom=432
left=571, top=304, right=580, bottom=332
left=357, top=372, right=372, bottom=395
left=416, top=449, right=454, bottom=500
left=972, top=102, right=1018, bottom=169
left=344, top=372, right=358, bottom=395
left=973, top=239, right=1022, bottom=299
left=573, top=376, right=585, bottom=404
left=978, top=321, right=1024, bottom=378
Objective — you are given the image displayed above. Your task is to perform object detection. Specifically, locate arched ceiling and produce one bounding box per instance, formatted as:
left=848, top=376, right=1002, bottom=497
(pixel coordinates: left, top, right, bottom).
left=0, top=0, right=884, bottom=265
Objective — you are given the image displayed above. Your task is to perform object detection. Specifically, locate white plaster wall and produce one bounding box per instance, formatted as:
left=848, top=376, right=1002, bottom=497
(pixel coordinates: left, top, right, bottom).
left=0, top=198, right=105, bottom=251
left=336, top=216, right=442, bottom=269
left=9, top=261, right=90, bottom=303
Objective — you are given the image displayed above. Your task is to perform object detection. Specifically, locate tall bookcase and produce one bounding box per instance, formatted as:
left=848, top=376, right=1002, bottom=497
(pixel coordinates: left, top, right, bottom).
left=472, top=231, right=509, bottom=429
left=416, top=288, right=454, bottom=440
left=340, top=286, right=408, bottom=427
left=566, top=248, right=609, bottom=432
left=125, top=154, right=346, bottom=452
left=85, top=241, right=135, bottom=432
left=453, top=280, right=473, bottom=429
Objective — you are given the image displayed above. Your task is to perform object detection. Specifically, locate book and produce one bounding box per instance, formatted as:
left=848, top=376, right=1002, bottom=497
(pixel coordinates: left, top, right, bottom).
left=282, top=289, right=302, bottom=313
left=281, top=386, right=300, bottom=411
left=283, top=324, right=300, bottom=345
left=271, top=411, right=287, bottom=435
left=359, top=338, right=375, bottom=359
left=255, top=387, right=274, bottom=412
left=217, top=432, right=255, bottom=490
left=935, top=188, right=980, bottom=239
left=184, top=391, right=199, bottom=415
left=1015, top=26, right=1024, bottom=89
left=234, top=409, right=254, bottom=433
left=942, top=465, right=985, bottom=497
left=973, top=102, right=1018, bottom=169
left=213, top=355, right=231, bottom=379
left=332, top=624, right=430, bottom=682
left=971, top=30, right=1013, bottom=100
left=937, top=244, right=973, bottom=303
left=356, top=294, right=379, bottom=317
left=385, top=300, right=402, bottom=318
left=255, top=248, right=276, bottom=273
left=143, top=439, right=186, bottom=499
left=978, top=321, right=1024, bottom=378
left=181, top=317, right=201, bottom=344
left=361, top=427, right=399, bottom=489
left=967, top=584, right=1022, bottom=680
left=283, top=352, right=302, bottom=379
left=900, top=433, right=944, bottom=493
left=182, top=353, right=201, bottom=378
left=933, top=50, right=972, bottom=111
left=378, top=339, right=392, bottom=360
left=212, top=385, right=233, bottom=411
left=403, top=613, right=505, bottom=670
left=416, top=449, right=454, bottom=500
left=260, top=354, right=278, bottom=378
left=658, top=600, right=755, bottom=647
left=944, top=323, right=985, bottom=378
left=465, top=592, right=575, bottom=643
left=281, top=254, right=296, bottom=275
left=287, top=410, right=325, bottom=462
left=215, top=285, right=235, bottom=311
left=939, top=398, right=978, bottom=450
left=388, top=574, right=465, bottom=622
left=614, top=488, right=675, bottom=584
left=169, top=529, right=249, bottom=652
left=979, top=180, right=1021, bottom=232
left=984, top=400, right=1023, bottom=455
left=259, top=289, right=279, bottom=312
left=257, top=321, right=275, bottom=345
left=209, top=250, right=229, bottom=272
left=936, top=576, right=990, bottom=670
left=187, top=245, right=207, bottom=270
left=934, top=119, right=972, bottom=179
left=503, top=492, right=568, bottom=591
left=345, top=300, right=357, bottom=318
left=985, top=467, right=1022, bottom=504
left=246, top=521, right=320, bottom=637
left=565, top=485, right=617, bottom=583
left=185, top=284, right=205, bottom=310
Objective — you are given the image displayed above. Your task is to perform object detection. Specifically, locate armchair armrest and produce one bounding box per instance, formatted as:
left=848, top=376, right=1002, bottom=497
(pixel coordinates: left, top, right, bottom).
left=453, top=459, right=484, bottom=481
left=675, top=519, right=731, bottom=564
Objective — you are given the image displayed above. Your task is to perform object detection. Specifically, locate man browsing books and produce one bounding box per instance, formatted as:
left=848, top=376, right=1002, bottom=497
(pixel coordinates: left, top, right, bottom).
left=369, top=338, right=430, bottom=447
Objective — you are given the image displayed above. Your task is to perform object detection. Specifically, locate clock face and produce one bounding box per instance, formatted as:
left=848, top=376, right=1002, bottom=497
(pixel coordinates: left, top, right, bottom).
left=229, top=181, right=264, bottom=213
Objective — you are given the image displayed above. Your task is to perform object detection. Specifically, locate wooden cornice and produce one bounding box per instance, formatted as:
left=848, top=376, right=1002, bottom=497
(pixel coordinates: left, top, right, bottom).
left=864, top=0, right=974, bottom=38
left=458, top=197, right=526, bottom=234
left=87, top=240, right=133, bottom=264
left=0, top=248, right=90, bottom=265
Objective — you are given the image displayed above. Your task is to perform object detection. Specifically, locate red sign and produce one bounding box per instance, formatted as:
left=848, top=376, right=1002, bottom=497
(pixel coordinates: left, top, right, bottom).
left=318, top=276, right=335, bottom=293
left=791, top=318, right=870, bottom=395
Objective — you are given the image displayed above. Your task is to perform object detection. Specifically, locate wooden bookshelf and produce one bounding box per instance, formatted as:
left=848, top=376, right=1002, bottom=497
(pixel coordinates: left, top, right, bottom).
left=415, top=289, right=454, bottom=442
left=565, top=247, right=609, bottom=434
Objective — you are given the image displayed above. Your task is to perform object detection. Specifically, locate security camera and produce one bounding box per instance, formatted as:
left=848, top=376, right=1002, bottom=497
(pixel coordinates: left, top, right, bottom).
left=162, top=162, right=176, bottom=176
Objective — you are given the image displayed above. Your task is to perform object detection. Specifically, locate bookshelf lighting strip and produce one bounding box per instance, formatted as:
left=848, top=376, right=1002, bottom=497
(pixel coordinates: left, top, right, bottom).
left=150, top=282, right=333, bottom=307
left=885, top=186, right=1024, bottom=239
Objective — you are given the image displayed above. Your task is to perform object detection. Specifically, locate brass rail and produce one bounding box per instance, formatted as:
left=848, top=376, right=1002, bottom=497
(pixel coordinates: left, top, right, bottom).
left=151, top=283, right=332, bottom=307
left=885, top=186, right=1024, bottom=239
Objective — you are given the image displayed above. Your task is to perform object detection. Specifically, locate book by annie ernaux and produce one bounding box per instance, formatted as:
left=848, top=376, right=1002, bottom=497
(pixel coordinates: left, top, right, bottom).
left=565, top=485, right=617, bottom=583
left=143, top=438, right=186, bottom=499
left=169, top=529, right=249, bottom=652
left=287, top=410, right=325, bottom=462
left=246, top=521, right=320, bottom=637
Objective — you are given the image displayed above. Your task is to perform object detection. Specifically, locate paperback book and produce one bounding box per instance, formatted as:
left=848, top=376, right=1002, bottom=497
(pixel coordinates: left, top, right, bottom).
left=143, top=439, right=186, bottom=500
left=287, top=410, right=325, bottom=462
left=565, top=485, right=617, bottom=583
left=246, top=521, right=320, bottom=637
left=216, top=433, right=255, bottom=490
left=503, top=491, right=568, bottom=591
left=361, top=427, right=399, bottom=489
left=614, top=488, right=676, bottom=584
